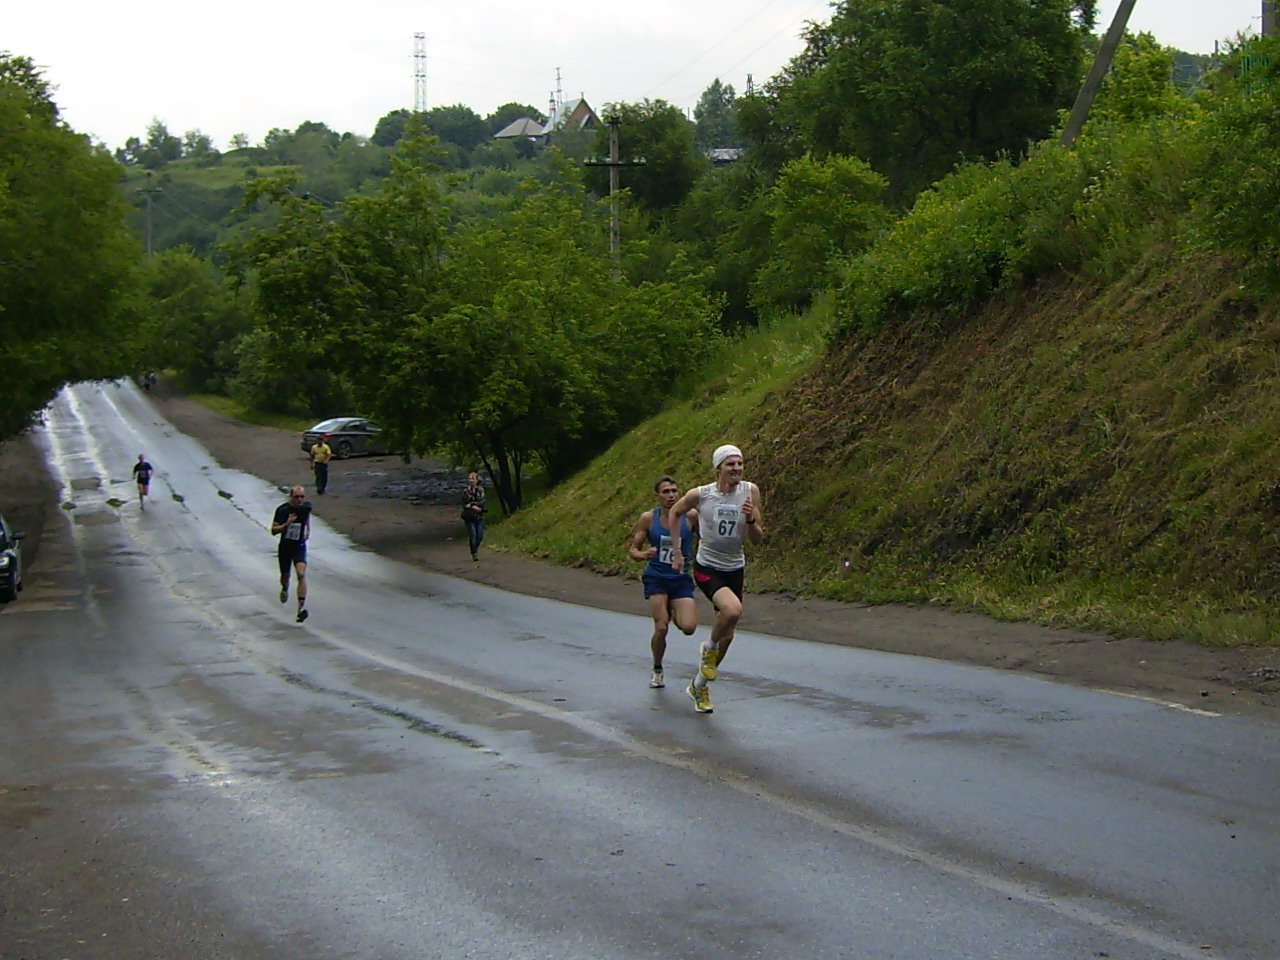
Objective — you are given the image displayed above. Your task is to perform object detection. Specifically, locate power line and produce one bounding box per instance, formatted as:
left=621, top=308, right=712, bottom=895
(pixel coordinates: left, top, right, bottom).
left=677, top=0, right=830, bottom=106
left=642, top=0, right=796, bottom=99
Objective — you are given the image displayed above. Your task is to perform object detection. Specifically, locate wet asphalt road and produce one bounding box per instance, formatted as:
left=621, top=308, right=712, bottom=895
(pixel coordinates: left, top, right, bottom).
left=1, top=382, right=1278, bottom=960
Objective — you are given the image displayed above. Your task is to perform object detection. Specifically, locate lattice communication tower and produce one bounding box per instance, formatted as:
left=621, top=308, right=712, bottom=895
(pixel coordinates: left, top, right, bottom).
left=414, top=33, right=428, bottom=113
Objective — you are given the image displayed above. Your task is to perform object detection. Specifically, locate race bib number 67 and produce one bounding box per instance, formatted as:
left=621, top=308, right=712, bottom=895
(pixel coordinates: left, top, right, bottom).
left=715, top=504, right=738, bottom=538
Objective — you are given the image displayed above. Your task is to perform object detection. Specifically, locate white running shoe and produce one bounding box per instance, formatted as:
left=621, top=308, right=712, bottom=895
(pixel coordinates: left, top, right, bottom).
left=649, top=670, right=665, bottom=688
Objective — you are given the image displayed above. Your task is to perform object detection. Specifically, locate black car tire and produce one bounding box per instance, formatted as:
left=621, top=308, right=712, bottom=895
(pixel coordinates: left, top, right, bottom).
left=0, top=571, right=16, bottom=603
left=336, top=440, right=354, bottom=460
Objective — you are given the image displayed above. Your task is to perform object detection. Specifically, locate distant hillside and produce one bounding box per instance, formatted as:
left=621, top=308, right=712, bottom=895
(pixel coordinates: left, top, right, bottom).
left=121, top=152, right=299, bottom=255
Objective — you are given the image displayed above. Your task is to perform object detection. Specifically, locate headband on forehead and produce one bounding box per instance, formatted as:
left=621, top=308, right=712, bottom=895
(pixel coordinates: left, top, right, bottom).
left=712, top=444, right=742, bottom=468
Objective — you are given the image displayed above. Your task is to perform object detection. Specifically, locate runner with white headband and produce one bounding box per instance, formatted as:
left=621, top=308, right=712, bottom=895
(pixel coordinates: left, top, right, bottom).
left=666, top=444, right=765, bottom=714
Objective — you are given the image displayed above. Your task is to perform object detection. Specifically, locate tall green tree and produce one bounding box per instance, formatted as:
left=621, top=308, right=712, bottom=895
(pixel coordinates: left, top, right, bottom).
left=143, top=118, right=183, bottom=167
left=372, top=108, right=412, bottom=147
left=235, top=131, right=452, bottom=429
left=1088, top=32, right=1199, bottom=128
left=753, top=0, right=1096, bottom=200
left=0, top=53, right=142, bottom=440
left=425, top=185, right=717, bottom=502
left=751, top=154, right=890, bottom=314
left=672, top=161, right=773, bottom=330
left=424, top=104, right=490, bottom=152
left=137, top=248, right=250, bottom=393
left=693, top=78, right=739, bottom=150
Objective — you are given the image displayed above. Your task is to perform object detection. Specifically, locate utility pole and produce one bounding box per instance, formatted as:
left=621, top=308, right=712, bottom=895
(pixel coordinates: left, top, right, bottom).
left=1264, top=0, right=1277, bottom=38
left=1059, top=0, right=1139, bottom=147
left=141, top=172, right=159, bottom=258
left=584, top=116, right=645, bottom=279
left=608, top=116, right=621, bottom=266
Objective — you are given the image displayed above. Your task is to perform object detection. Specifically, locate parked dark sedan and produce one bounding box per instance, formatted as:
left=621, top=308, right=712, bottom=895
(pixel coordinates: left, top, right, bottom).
left=0, top=512, right=25, bottom=602
left=300, top=417, right=389, bottom=460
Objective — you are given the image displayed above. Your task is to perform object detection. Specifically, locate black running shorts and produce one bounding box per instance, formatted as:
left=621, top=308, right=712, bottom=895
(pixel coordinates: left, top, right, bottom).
left=694, top=564, right=744, bottom=603
left=277, top=542, right=308, bottom=576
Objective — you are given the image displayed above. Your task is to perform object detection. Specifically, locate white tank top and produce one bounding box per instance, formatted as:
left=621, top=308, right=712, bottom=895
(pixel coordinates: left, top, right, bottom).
left=695, top=481, right=756, bottom=571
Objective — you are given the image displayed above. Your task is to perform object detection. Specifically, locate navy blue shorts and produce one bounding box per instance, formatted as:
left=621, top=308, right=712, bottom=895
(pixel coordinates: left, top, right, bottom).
left=643, top=572, right=696, bottom=601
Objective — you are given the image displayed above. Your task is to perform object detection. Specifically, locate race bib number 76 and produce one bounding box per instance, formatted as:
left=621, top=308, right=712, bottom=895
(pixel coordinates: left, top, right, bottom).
left=658, top=535, right=674, bottom=566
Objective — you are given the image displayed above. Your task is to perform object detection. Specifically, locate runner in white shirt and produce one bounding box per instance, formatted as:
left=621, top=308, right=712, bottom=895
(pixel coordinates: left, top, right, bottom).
left=667, top=444, right=765, bottom=714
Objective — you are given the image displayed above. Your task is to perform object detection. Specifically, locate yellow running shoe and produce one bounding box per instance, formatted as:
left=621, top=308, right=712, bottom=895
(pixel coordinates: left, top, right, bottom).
left=686, top=682, right=713, bottom=714
left=699, top=643, right=719, bottom=681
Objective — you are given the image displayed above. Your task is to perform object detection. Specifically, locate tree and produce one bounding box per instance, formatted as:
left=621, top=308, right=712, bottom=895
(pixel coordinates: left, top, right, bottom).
left=423, top=104, right=490, bottom=152
left=750, top=154, right=890, bottom=314
left=693, top=78, right=738, bottom=150
left=182, top=128, right=216, bottom=158
left=587, top=100, right=706, bottom=214
left=756, top=0, right=1097, bottom=200
left=136, top=249, right=250, bottom=393
left=235, top=130, right=453, bottom=430
left=142, top=118, right=183, bottom=167
left=0, top=54, right=142, bottom=440
left=410, top=184, right=718, bottom=507
left=671, top=160, right=773, bottom=330
left=1088, top=32, right=1199, bottom=127
left=229, top=133, right=251, bottom=150
left=372, top=108, right=412, bottom=147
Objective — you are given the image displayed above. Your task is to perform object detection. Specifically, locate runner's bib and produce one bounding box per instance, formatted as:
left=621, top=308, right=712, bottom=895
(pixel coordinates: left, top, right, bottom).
left=658, top=535, right=674, bottom=566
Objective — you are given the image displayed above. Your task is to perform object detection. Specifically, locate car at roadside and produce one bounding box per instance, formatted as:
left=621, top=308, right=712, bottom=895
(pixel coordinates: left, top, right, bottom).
left=300, top=417, right=390, bottom=460
left=0, top=513, right=26, bottom=602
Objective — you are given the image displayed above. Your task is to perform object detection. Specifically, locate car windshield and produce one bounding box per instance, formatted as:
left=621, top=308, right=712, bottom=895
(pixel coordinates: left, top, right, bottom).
left=310, top=418, right=347, bottom=432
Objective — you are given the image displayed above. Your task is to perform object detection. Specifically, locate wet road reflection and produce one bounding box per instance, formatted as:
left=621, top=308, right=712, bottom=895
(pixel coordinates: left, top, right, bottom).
left=2, top=381, right=1278, bottom=960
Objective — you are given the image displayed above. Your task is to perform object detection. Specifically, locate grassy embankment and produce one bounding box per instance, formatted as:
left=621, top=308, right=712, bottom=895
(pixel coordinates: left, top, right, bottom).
left=497, top=61, right=1280, bottom=649
left=188, top=393, right=311, bottom=432
left=497, top=256, right=1280, bottom=649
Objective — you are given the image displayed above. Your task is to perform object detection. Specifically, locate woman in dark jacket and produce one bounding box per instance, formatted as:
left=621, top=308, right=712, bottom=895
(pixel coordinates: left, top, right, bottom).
left=462, top=472, right=486, bottom=561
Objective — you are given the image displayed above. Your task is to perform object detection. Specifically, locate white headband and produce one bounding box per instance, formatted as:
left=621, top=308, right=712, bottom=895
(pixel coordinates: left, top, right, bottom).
left=712, top=444, right=742, bottom=469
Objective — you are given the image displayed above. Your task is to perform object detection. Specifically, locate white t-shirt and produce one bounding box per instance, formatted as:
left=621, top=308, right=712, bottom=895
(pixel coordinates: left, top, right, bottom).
left=694, top=481, right=757, bottom=572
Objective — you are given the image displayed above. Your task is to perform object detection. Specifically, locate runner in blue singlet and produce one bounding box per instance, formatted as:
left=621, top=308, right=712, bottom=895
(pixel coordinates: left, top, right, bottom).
left=628, top=475, right=699, bottom=689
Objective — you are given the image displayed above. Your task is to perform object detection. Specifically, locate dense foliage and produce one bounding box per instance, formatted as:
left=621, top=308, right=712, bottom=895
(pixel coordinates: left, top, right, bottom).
left=237, top=133, right=718, bottom=512
left=833, top=35, right=1278, bottom=339
left=0, top=54, right=142, bottom=441
left=740, top=0, right=1097, bottom=199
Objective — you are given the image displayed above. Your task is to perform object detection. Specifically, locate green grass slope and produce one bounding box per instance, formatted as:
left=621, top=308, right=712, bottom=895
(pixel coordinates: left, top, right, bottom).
left=497, top=251, right=1280, bottom=648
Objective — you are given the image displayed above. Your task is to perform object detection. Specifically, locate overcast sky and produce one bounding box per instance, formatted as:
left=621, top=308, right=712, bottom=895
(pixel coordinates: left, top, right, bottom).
left=4, top=0, right=1266, bottom=151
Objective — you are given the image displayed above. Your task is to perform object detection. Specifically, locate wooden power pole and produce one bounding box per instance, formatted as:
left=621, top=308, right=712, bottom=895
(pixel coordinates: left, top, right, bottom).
left=1264, top=0, right=1277, bottom=38
left=1059, top=0, right=1139, bottom=148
